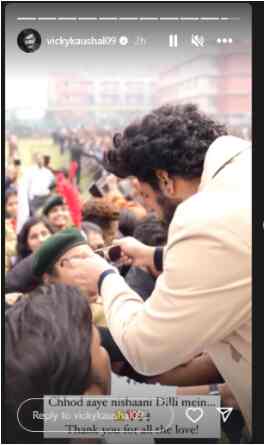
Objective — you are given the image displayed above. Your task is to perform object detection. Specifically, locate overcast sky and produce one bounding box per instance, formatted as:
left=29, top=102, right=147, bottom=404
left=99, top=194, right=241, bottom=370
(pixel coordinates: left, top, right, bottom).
left=5, top=2, right=251, bottom=112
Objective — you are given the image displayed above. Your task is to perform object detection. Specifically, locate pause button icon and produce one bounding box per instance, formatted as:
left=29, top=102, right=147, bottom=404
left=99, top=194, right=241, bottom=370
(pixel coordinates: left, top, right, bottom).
left=169, top=34, right=178, bottom=47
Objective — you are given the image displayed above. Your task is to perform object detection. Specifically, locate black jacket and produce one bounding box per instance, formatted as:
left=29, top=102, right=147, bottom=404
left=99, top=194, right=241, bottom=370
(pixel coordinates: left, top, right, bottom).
left=5, top=254, right=41, bottom=294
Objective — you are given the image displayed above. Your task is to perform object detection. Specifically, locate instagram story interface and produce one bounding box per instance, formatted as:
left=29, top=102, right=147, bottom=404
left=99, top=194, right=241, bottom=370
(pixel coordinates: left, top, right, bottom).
left=5, top=2, right=251, bottom=444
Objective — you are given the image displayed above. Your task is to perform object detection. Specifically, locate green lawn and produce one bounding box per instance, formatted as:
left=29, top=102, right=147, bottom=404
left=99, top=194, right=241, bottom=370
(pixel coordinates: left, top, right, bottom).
left=14, top=137, right=69, bottom=172
left=7, top=137, right=91, bottom=198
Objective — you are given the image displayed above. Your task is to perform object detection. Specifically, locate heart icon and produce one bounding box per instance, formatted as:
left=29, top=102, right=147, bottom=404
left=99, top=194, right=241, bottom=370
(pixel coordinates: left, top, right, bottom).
left=185, top=408, right=204, bottom=424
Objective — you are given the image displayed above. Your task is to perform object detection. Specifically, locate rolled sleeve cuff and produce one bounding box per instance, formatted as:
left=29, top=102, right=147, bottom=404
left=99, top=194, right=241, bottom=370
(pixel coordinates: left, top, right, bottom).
left=154, top=247, right=163, bottom=272
left=98, top=269, right=117, bottom=295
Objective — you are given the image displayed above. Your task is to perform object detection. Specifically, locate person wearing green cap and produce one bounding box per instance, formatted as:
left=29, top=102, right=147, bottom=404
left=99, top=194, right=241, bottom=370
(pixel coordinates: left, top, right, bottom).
left=42, top=194, right=71, bottom=232
left=32, top=228, right=95, bottom=295
left=31, top=229, right=223, bottom=392
left=31, top=227, right=134, bottom=369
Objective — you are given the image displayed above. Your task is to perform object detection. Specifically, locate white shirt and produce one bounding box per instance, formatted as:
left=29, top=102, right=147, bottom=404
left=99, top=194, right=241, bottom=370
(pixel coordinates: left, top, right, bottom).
left=24, top=165, right=54, bottom=200
left=16, top=165, right=55, bottom=232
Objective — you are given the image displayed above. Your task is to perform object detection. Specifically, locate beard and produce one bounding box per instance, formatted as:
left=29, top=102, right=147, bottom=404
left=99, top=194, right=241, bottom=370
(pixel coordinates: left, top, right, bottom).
left=156, top=191, right=179, bottom=229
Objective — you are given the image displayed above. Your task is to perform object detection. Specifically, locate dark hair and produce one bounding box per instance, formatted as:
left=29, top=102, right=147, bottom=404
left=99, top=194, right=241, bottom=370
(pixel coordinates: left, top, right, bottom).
left=104, top=103, right=227, bottom=190
left=80, top=221, right=103, bottom=236
left=133, top=214, right=168, bottom=246
left=16, top=217, right=53, bottom=260
left=119, top=209, right=139, bottom=237
left=4, top=284, right=93, bottom=443
left=5, top=188, right=18, bottom=219
left=82, top=197, right=120, bottom=235
left=5, top=188, right=17, bottom=205
left=61, top=168, right=69, bottom=178
left=43, top=155, right=51, bottom=166
left=82, top=197, right=120, bottom=223
left=17, top=28, right=41, bottom=53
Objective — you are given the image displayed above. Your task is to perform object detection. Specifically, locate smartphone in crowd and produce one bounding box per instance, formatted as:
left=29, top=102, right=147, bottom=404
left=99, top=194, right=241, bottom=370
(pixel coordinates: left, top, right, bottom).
left=95, top=245, right=122, bottom=263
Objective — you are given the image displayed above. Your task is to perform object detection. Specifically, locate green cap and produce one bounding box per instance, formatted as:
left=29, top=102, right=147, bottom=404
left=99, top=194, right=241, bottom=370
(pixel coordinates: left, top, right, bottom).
left=32, top=228, right=87, bottom=277
left=43, top=194, right=64, bottom=216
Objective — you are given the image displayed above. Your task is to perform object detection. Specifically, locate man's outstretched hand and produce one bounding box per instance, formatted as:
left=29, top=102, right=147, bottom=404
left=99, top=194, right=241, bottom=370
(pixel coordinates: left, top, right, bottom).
left=61, top=253, right=114, bottom=296
left=112, top=237, right=156, bottom=271
left=62, top=237, right=158, bottom=296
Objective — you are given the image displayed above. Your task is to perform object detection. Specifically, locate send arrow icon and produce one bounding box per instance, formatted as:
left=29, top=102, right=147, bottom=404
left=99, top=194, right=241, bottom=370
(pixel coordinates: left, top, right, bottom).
left=216, top=407, right=233, bottom=423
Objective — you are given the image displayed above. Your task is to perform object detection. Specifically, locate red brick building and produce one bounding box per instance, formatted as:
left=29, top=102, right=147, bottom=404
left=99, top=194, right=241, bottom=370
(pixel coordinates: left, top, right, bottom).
left=155, top=43, right=251, bottom=136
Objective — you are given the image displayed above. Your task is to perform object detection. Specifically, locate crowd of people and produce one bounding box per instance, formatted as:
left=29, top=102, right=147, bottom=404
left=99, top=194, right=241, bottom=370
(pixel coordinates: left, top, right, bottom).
left=51, top=126, right=113, bottom=185
left=5, top=103, right=251, bottom=444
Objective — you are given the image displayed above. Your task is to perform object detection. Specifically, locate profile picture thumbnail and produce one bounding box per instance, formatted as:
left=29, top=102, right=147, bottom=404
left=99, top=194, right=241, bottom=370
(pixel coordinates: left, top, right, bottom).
left=17, top=29, right=41, bottom=53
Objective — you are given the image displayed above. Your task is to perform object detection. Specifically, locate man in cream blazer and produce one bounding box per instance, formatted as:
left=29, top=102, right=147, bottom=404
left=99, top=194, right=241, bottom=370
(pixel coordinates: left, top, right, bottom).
left=65, top=104, right=252, bottom=434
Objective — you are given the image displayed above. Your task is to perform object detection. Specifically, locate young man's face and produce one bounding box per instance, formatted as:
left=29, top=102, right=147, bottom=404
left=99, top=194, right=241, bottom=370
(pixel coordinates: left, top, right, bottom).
left=43, top=243, right=99, bottom=303
left=138, top=182, right=161, bottom=215
left=24, top=33, right=36, bottom=50
left=47, top=205, right=70, bottom=230
left=52, top=244, right=93, bottom=286
left=43, top=245, right=112, bottom=395
left=138, top=181, right=177, bottom=226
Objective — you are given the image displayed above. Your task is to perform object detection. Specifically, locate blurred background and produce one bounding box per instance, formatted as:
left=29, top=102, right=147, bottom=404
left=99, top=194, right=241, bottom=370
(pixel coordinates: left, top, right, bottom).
left=5, top=2, right=252, bottom=197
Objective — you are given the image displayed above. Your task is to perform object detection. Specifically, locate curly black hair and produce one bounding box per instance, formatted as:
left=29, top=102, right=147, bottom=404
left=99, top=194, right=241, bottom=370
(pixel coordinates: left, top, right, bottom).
left=104, top=103, right=227, bottom=189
